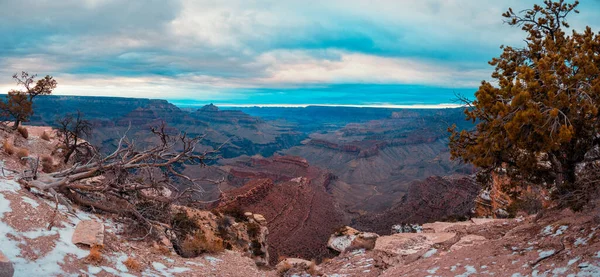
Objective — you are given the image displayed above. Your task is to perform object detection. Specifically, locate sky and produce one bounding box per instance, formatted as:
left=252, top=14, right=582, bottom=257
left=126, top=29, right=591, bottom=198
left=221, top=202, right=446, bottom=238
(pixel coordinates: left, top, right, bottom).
left=0, top=0, right=599, bottom=106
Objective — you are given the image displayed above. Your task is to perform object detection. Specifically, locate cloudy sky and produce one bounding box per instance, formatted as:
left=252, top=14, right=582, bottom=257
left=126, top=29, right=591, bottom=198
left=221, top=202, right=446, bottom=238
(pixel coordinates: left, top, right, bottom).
left=0, top=0, right=598, bottom=106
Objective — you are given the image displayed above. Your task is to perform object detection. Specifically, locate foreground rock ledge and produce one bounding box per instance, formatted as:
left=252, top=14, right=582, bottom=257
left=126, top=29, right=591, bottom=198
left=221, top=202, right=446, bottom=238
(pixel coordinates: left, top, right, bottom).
left=71, top=220, right=105, bottom=247
left=328, top=226, right=379, bottom=253
left=373, top=232, right=458, bottom=267
left=0, top=250, right=14, bottom=277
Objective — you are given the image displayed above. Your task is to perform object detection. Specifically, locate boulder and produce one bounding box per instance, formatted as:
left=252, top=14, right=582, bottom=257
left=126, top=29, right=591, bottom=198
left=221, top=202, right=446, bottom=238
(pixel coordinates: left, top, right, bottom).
left=276, top=258, right=316, bottom=275
left=276, top=258, right=312, bottom=270
left=422, top=221, right=472, bottom=233
left=373, top=233, right=457, bottom=267
left=327, top=226, right=379, bottom=253
left=72, top=220, right=104, bottom=247
left=253, top=214, right=267, bottom=225
left=450, top=235, right=487, bottom=251
left=0, top=250, right=14, bottom=277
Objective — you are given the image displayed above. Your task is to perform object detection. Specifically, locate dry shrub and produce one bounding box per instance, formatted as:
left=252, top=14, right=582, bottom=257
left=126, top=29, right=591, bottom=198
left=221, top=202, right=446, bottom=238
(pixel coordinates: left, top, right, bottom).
left=17, top=126, right=28, bottom=139
left=157, top=245, right=172, bottom=255
left=307, top=260, right=319, bottom=276
left=247, top=222, right=261, bottom=238
left=123, top=257, right=142, bottom=271
left=171, top=210, right=225, bottom=257
left=3, top=140, right=14, bottom=155
left=218, top=204, right=247, bottom=222
left=85, top=244, right=103, bottom=264
left=277, top=261, right=293, bottom=276
left=507, top=193, right=543, bottom=217
left=40, top=131, right=51, bottom=141
left=180, top=232, right=224, bottom=258
left=41, top=155, right=56, bottom=173
left=16, top=148, right=29, bottom=164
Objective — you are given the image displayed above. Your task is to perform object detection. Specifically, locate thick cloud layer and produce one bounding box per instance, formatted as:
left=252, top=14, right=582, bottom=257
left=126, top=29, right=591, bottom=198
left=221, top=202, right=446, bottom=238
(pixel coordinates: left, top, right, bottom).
left=0, top=0, right=598, bottom=105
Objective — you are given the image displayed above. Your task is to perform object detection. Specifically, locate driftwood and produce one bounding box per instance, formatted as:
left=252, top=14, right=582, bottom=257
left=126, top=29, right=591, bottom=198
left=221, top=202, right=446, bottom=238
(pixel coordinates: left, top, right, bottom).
left=18, top=122, right=226, bottom=237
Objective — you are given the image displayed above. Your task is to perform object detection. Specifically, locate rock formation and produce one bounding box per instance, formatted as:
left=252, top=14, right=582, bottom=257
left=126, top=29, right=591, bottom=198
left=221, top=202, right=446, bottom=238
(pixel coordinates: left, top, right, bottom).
left=355, top=176, right=480, bottom=234
left=171, top=206, right=270, bottom=266
left=327, top=226, right=379, bottom=253
left=215, top=155, right=345, bottom=264
left=284, top=110, right=474, bottom=214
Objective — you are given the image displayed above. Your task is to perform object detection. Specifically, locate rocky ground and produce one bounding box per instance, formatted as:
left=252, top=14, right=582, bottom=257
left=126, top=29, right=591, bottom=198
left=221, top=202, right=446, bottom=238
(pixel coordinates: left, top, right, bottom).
left=306, top=210, right=600, bottom=277
left=0, top=126, right=275, bottom=277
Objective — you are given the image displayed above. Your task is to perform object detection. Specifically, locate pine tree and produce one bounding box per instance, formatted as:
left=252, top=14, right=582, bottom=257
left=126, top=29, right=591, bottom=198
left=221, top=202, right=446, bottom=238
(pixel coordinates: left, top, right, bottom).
left=449, top=1, right=600, bottom=201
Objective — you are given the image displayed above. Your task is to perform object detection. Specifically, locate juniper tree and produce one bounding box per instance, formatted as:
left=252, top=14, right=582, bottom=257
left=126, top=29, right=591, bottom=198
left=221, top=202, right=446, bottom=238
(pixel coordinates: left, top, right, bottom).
left=449, top=1, right=600, bottom=202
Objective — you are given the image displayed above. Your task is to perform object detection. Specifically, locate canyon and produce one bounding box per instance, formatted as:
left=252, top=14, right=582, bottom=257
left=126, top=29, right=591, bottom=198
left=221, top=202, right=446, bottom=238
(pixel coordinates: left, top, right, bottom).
left=27, top=96, right=478, bottom=262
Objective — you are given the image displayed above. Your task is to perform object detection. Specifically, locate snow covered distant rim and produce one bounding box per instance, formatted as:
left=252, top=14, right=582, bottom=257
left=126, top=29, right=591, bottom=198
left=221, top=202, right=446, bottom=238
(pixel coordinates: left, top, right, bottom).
left=173, top=103, right=465, bottom=109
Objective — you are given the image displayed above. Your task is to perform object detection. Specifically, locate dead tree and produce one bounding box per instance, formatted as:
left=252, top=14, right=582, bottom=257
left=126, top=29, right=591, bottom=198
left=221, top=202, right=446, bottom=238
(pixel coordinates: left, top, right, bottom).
left=55, top=111, right=93, bottom=163
left=18, top=122, right=224, bottom=234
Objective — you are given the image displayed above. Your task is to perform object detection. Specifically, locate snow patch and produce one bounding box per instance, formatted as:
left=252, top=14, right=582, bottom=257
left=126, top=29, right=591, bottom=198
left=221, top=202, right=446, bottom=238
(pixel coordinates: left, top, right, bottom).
left=455, top=265, right=477, bottom=277
left=569, top=257, right=581, bottom=266
left=0, top=179, right=103, bottom=277
left=204, top=256, right=223, bottom=265
left=426, top=266, right=439, bottom=274
left=538, top=250, right=556, bottom=259
left=552, top=225, right=568, bottom=237
left=423, top=248, right=437, bottom=258
left=0, top=179, right=20, bottom=192
left=541, top=225, right=553, bottom=236
left=185, top=261, right=205, bottom=267
left=20, top=196, right=39, bottom=208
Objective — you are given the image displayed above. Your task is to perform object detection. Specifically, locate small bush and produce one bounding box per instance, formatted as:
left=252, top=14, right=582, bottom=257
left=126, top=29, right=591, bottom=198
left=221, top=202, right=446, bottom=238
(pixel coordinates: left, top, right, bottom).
left=123, top=257, right=142, bottom=271
left=150, top=243, right=172, bottom=256
left=277, top=261, right=293, bottom=276
left=247, top=222, right=261, bottom=238
left=85, top=244, right=103, bottom=264
left=40, top=131, right=51, bottom=141
left=180, top=232, right=224, bottom=258
left=16, top=148, right=29, bottom=164
left=41, top=155, right=55, bottom=173
left=3, top=140, right=14, bottom=155
left=307, top=260, right=319, bottom=276
left=17, top=126, right=28, bottom=139
left=507, top=193, right=543, bottom=217
left=219, top=204, right=247, bottom=222
left=171, top=211, right=200, bottom=238
left=321, top=258, right=332, bottom=264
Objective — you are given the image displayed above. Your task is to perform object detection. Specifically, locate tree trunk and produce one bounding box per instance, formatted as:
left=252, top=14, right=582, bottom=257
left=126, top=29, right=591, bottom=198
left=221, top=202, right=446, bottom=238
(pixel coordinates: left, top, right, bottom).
left=63, top=148, right=75, bottom=164
left=63, top=138, right=77, bottom=164
left=12, top=119, right=20, bottom=130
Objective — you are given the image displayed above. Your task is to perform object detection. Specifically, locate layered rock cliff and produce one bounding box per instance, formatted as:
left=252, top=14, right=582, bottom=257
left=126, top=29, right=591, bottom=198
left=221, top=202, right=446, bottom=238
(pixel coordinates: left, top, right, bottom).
left=214, top=155, right=345, bottom=264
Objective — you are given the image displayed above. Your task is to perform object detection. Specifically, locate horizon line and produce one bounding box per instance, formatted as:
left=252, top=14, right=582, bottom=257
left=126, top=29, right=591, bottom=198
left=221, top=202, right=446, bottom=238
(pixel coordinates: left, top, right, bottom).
left=173, top=103, right=465, bottom=109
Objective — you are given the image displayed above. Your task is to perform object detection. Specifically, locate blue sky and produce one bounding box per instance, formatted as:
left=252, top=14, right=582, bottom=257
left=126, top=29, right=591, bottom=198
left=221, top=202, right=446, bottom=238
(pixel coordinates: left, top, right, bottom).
left=0, top=0, right=599, bottom=106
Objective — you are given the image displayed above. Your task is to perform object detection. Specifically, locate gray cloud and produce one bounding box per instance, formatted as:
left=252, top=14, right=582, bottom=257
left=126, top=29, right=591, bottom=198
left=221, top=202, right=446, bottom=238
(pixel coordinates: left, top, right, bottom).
left=0, top=0, right=598, bottom=101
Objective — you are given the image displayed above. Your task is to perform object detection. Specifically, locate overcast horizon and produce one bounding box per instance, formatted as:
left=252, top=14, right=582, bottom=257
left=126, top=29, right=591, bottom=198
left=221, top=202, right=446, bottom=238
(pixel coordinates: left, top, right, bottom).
left=1, top=0, right=599, bottom=105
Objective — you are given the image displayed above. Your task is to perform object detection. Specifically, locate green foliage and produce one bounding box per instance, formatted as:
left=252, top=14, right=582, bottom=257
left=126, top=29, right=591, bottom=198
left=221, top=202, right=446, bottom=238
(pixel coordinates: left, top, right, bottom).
left=0, top=90, right=33, bottom=129
left=449, top=1, right=600, bottom=201
left=1, top=72, right=57, bottom=128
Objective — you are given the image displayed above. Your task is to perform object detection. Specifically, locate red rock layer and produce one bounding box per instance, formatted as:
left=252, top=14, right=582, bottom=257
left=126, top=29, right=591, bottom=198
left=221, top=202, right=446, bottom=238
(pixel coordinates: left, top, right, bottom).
left=354, top=176, right=480, bottom=234
left=217, top=155, right=345, bottom=264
